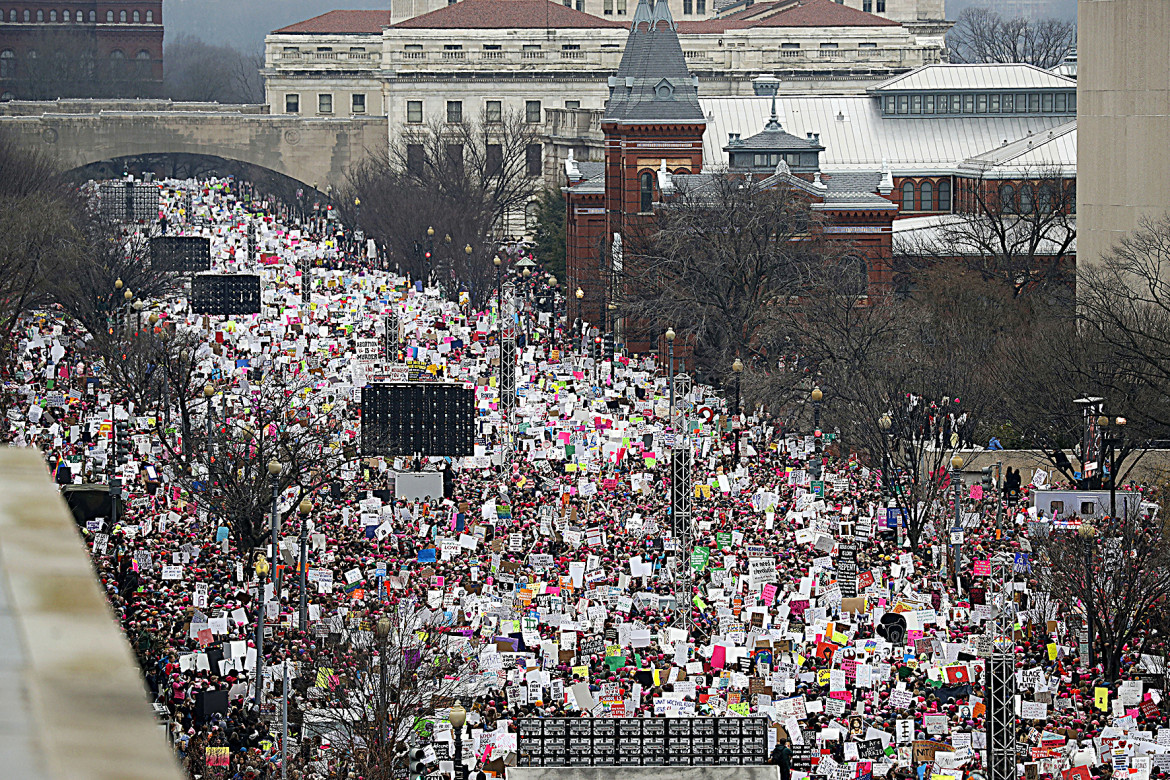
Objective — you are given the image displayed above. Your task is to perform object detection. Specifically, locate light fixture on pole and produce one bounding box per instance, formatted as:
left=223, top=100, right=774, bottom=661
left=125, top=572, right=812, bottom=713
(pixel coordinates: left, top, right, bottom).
left=297, top=499, right=312, bottom=632
left=731, top=358, right=743, bottom=463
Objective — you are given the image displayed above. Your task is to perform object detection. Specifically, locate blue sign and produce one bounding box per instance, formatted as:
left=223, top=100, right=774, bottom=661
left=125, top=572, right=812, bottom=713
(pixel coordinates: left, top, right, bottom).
left=1013, top=552, right=1031, bottom=573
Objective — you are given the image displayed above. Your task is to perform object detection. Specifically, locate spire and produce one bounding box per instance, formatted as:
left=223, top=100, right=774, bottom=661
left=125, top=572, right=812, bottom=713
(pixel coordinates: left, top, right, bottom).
left=764, top=92, right=781, bottom=131
left=631, top=0, right=652, bottom=30
left=649, top=0, right=675, bottom=31
left=604, top=0, right=704, bottom=124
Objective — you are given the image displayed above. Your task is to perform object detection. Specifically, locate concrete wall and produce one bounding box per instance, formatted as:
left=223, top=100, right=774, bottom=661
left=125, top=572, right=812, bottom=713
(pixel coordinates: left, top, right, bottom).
left=1077, top=0, right=1170, bottom=266
left=0, top=448, right=184, bottom=780
left=0, top=107, right=388, bottom=191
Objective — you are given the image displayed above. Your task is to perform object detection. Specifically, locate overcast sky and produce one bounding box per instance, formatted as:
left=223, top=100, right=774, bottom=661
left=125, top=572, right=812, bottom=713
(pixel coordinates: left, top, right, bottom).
left=164, top=0, right=1078, bottom=53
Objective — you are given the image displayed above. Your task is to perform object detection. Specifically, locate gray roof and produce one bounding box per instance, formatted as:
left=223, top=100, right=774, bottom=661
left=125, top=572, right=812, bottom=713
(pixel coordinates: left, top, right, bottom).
left=869, top=63, right=1077, bottom=93
left=602, top=0, right=706, bottom=125
left=729, top=100, right=824, bottom=153
left=700, top=95, right=1076, bottom=176
left=818, top=171, right=896, bottom=210
left=566, top=161, right=606, bottom=194
left=957, top=120, right=1076, bottom=177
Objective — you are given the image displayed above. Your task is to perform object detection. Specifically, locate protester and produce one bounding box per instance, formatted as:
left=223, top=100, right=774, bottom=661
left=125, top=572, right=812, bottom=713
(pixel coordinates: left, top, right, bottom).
left=10, top=177, right=1168, bottom=780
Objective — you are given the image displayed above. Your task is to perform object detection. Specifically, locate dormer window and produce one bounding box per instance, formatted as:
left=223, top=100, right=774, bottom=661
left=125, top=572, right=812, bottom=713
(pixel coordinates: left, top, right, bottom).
left=655, top=78, right=674, bottom=100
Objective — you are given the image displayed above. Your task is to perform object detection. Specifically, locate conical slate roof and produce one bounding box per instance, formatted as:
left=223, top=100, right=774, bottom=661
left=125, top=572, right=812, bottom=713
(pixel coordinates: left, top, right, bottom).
left=602, top=0, right=706, bottom=125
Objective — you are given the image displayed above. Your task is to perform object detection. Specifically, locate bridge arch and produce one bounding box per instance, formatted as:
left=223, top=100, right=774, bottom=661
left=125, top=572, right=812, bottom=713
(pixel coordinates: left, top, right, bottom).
left=0, top=104, right=387, bottom=192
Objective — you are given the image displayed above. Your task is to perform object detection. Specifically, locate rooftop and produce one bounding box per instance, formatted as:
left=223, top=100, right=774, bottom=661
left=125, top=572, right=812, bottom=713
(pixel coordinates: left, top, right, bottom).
left=700, top=94, right=1075, bottom=175
left=392, top=0, right=626, bottom=29
left=273, top=9, right=392, bottom=34
left=958, top=120, right=1077, bottom=176
left=869, top=63, right=1077, bottom=93
left=679, top=0, right=900, bottom=32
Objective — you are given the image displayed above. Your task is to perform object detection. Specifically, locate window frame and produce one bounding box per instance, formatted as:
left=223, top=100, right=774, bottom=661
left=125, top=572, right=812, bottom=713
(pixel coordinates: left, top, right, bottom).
left=406, top=100, right=423, bottom=124
left=317, top=93, right=333, bottom=114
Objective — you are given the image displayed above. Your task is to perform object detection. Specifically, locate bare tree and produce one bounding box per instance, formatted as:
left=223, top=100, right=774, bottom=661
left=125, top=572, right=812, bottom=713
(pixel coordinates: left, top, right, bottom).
left=895, top=170, right=1076, bottom=300
left=1079, top=215, right=1170, bottom=434
left=1033, top=502, right=1170, bottom=681
left=948, top=7, right=1076, bottom=70
left=163, top=34, right=264, bottom=103
left=617, top=175, right=848, bottom=380
left=795, top=265, right=1001, bottom=550
left=152, top=367, right=351, bottom=553
left=342, top=109, right=543, bottom=307
left=294, top=604, right=478, bottom=780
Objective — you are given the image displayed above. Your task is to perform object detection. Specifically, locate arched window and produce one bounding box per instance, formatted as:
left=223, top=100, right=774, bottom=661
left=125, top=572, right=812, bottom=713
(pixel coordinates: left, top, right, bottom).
left=920, top=181, right=933, bottom=211
left=901, top=181, right=915, bottom=211
left=146, top=10, right=152, bottom=22
left=0, top=50, right=14, bottom=79
left=106, top=10, right=113, bottom=21
left=132, top=10, right=139, bottom=22
left=109, top=49, right=124, bottom=77
left=89, top=10, right=96, bottom=21
left=119, top=10, right=127, bottom=22
left=49, top=9, right=56, bottom=21
left=938, top=179, right=951, bottom=212
left=999, top=183, right=1015, bottom=213
left=1019, top=183, right=1033, bottom=214
left=8, top=9, right=15, bottom=21
left=36, top=9, right=43, bottom=21
left=639, top=170, right=654, bottom=213
left=63, top=9, right=70, bottom=21
left=22, top=9, right=29, bottom=21
left=135, top=49, right=150, bottom=76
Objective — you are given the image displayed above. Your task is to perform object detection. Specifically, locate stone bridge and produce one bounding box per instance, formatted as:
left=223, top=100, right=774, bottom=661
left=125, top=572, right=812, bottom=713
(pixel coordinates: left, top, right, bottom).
left=0, top=99, right=388, bottom=190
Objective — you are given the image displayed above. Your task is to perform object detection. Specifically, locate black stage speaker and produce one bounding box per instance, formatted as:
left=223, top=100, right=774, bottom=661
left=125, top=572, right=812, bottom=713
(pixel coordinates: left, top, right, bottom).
left=360, top=383, right=474, bottom=457
left=98, top=181, right=160, bottom=223
left=151, top=236, right=212, bottom=273
left=191, top=273, right=262, bottom=316
left=61, top=484, right=111, bottom=527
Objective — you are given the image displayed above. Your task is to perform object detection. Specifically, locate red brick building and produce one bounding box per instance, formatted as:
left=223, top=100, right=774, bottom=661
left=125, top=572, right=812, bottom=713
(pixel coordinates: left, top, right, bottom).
left=0, top=0, right=163, bottom=99
left=565, top=1, right=896, bottom=353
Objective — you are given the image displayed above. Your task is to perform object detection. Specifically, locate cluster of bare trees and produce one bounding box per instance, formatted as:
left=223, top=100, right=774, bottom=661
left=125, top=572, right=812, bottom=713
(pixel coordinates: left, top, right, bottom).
left=342, top=111, right=545, bottom=308
left=947, top=7, right=1076, bottom=70
left=0, top=137, right=178, bottom=388
left=163, top=35, right=264, bottom=104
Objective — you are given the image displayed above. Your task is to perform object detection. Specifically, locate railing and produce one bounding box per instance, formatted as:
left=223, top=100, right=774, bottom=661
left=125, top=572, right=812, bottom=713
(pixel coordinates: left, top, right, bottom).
left=401, top=51, right=427, bottom=60
left=521, top=50, right=546, bottom=60
left=442, top=50, right=466, bottom=60
left=560, top=50, right=585, bottom=60
left=481, top=51, right=505, bottom=60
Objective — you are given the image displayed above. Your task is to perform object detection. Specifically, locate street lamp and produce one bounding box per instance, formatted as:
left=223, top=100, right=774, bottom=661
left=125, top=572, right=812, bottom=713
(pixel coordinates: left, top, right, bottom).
left=1099, top=415, right=1127, bottom=520
left=204, top=383, right=216, bottom=490
left=810, top=386, right=823, bottom=480
left=253, top=554, right=271, bottom=707
left=878, top=413, right=901, bottom=546
left=132, top=299, right=144, bottom=331
left=665, top=327, right=676, bottom=422
left=731, top=358, right=743, bottom=463
left=1078, top=521, right=1098, bottom=669
left=950, top=454, right=964, bottom=596
left=298, top=499, right=312, bottom=632
left=449, top=701, right=468, bottom=780
left=268, top=461, right=282, bottom=592
left=374, top=616, right=392, bottom=753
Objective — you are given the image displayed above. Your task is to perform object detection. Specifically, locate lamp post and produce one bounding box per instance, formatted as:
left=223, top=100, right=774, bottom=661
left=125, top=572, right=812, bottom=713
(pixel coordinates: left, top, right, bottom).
left=879, top=413, right=901, bottom=547
left=731, top=358, right=743, bottom=464
left=268, top=461, right=282, bottom=592
left=951, top=454, right=964, bottom=597
left=449, top=701, right=467, bottom=780
left=253, top=554, right=270, bottom=708
left=1078, top=522, right=1097, bottom=669
left=1099, top=414, right=1127, bottom=520
left=575, top=287, right=584, bottom=342
left=298, top=499, right=312, bottom=632
left=665, top=328, right=676, bottom=423
left=132, top=299, right=144, bottom=332
left=374, top=616, right=391, bottom=753
left=204, top=383, right=215, bottom=491
left=810, top=386, right=823, bottom=480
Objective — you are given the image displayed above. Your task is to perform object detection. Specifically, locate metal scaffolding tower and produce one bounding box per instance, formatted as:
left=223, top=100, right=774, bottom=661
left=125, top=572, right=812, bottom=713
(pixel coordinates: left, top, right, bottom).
left=500, top=282, right=518, bottom=448
left=384, top=312, right=400, bottom=363
left=986, top=557, right=1019, bottom=780
left=670, top=372, right=694, bottom=630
